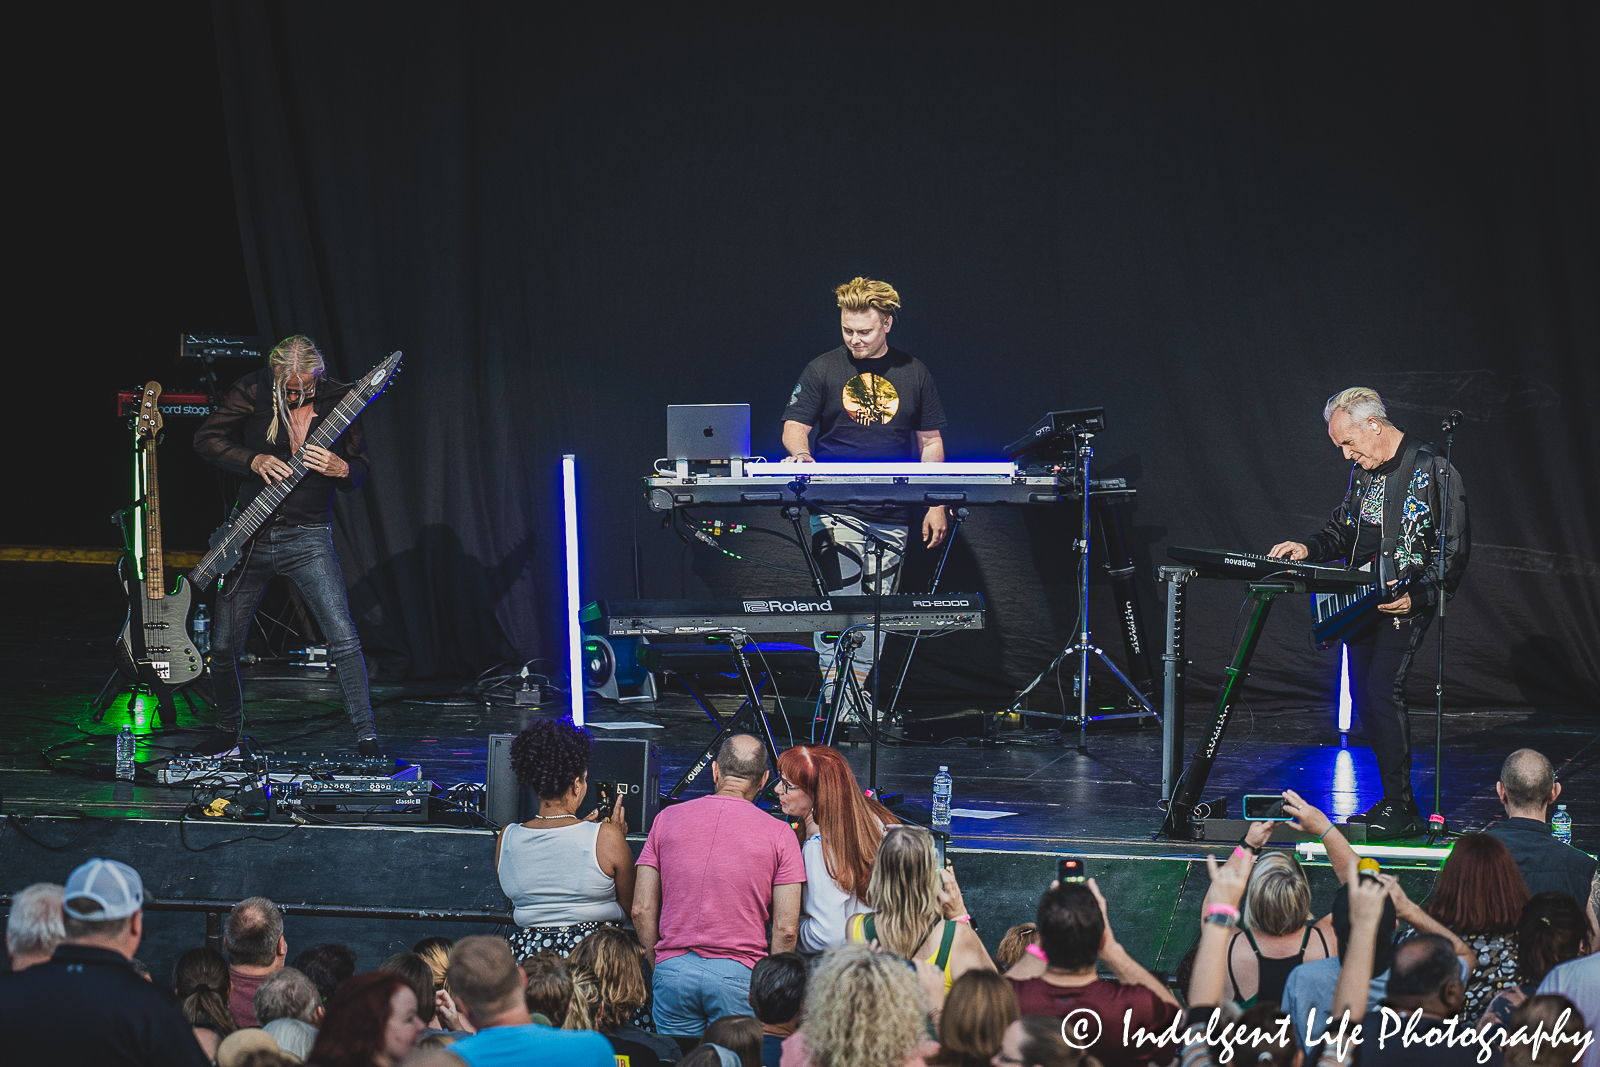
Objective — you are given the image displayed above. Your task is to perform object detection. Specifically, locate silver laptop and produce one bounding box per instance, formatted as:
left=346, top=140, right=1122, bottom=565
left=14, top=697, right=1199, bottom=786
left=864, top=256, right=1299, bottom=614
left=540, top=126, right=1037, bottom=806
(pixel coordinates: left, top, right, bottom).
left=667, top=404, right=751, bottom=461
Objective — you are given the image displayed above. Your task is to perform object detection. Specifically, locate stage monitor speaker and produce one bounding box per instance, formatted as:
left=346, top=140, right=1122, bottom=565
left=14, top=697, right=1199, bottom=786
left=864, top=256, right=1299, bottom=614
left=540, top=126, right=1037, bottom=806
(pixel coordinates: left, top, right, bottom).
left=486, top=734, right=659, bottom=833
left=583, top=635, right=658, bottom=703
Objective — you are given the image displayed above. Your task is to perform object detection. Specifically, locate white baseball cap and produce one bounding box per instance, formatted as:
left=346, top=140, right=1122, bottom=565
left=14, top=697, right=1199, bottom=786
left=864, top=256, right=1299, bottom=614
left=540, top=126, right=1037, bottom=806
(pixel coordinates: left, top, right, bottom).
left=63, top=858, right=144, bottom=921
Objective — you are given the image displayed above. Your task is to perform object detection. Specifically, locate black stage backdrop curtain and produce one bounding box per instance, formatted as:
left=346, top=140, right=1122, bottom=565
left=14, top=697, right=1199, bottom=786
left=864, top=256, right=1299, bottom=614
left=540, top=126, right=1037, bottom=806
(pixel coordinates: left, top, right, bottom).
left=212, top=2, right=1599, bottom=711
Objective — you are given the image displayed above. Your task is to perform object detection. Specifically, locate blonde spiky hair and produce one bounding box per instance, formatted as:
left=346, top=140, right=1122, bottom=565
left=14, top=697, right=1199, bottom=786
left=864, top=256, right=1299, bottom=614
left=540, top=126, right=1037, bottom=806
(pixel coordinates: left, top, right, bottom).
left=265, top=335, right=327, bottom=444
left=834, top=277, right=901, bottom=320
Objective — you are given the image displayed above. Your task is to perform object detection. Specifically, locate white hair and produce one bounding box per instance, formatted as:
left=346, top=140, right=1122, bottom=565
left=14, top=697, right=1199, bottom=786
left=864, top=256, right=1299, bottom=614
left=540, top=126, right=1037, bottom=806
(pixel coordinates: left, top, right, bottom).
left=266, top=335, right=328, bottom=444
left=6, top=883, right=65, bottom=958
left=1323, top=386, right=1391, bottom=427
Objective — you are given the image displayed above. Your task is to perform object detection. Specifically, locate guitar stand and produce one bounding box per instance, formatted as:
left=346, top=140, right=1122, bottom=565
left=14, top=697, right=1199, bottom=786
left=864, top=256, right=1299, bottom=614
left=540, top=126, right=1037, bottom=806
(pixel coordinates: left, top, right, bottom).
left=91, top=670, right=208, bottom=728
left=663, top=632, right=785, bottom=804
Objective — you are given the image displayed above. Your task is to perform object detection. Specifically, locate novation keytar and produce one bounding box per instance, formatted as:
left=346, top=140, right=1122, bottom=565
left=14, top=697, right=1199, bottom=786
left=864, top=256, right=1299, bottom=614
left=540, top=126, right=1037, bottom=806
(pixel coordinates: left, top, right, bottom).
left=1166, top=546, right=1373, bottom=591
left=584, top=595, right=986, bottom=636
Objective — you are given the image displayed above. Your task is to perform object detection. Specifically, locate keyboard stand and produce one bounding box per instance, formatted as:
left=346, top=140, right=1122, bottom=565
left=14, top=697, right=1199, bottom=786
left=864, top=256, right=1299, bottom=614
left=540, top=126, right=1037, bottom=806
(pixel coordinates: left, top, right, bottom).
left=1161, top=580, right=1300, bottom=840
left=654, top=635, right=815, bottom=802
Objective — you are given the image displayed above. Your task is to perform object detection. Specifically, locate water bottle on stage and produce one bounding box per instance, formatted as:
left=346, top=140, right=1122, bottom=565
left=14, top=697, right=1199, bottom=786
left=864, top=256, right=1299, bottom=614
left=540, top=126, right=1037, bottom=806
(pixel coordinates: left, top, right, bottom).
left=1552, top=805, right=1573, bottom=845
left=116, top=726, right=135, bottom=781
left=932, top=766, right=953, bottom=827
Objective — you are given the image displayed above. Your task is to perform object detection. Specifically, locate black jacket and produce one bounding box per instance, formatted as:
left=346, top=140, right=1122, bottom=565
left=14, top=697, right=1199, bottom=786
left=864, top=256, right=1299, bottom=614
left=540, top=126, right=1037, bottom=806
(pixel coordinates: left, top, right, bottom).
left=0, top=944, right=211, bottom=1066
left=1487, top=816, right=1597, bottom=912
left=1302, top=436, right=1469, bottom=612
left=194, top=367, right=369, bottom=526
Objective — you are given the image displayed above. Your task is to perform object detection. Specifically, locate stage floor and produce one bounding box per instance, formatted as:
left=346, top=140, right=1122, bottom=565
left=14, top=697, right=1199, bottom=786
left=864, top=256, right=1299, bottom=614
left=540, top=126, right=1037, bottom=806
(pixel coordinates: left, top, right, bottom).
left=4, top=560, right=1597, bottom=854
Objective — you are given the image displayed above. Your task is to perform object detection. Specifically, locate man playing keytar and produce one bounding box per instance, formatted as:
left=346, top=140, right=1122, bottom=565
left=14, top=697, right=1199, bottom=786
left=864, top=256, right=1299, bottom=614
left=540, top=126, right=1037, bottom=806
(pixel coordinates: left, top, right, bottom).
left=1269, top=387, right=1468, bottom=840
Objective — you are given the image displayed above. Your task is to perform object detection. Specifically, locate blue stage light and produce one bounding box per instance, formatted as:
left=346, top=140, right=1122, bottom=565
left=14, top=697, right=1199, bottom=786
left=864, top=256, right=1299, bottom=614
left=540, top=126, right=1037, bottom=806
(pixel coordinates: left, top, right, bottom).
left=563, top=454, right=584, bottom=728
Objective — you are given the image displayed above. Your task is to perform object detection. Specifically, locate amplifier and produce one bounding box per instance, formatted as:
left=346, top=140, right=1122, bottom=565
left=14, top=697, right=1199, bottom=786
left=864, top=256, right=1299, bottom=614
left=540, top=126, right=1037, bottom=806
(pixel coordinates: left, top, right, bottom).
left=488, top=734, right=659, bottom=833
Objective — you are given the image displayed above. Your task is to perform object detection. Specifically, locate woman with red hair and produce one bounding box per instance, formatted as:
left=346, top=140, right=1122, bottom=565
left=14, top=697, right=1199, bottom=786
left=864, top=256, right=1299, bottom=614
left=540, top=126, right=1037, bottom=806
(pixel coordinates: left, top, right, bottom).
left=775, top=743, right=899, bottom=953
left=307, top=971, right=425, bottom=1067
left=1425, top=832, right=1532, bottom=1019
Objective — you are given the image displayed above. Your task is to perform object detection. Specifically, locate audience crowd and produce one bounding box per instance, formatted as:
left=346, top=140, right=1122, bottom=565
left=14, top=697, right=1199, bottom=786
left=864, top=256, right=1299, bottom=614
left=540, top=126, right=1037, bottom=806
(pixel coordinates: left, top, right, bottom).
left=4, top=738, right=1599, bottom=1067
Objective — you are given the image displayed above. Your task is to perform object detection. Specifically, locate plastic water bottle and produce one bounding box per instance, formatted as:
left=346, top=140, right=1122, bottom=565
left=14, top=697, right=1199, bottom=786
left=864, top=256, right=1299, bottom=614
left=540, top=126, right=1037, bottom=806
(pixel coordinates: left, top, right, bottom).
left=192, top=603, right=210, bottom=656
left=1552, top=805, right=1573, bottom=845
left=932, top=766, right=953, bottom=827
left=116, top=725, right=136, bottom=781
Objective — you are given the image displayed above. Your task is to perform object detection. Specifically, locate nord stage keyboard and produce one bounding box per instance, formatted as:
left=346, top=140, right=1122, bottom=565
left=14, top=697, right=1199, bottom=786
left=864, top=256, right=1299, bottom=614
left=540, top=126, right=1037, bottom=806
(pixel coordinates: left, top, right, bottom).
left=645, top=461, right=1134, bottom=511
left=584, top=594, right=986, bottom=636
left=1166, top=546, right=1372, bottom=591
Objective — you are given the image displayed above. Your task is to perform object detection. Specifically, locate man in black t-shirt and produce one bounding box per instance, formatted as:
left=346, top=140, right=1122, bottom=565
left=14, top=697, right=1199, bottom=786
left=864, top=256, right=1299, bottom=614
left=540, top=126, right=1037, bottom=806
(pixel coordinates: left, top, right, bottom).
left=781, top=277, right=950, bottom=715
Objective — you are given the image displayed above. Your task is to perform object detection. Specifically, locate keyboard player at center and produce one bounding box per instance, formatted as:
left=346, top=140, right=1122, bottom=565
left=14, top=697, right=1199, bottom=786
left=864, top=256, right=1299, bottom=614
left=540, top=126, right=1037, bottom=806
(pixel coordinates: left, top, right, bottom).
left=1267, top=387, right=1469, bottom=839
left=780, top=276, right=950, bottom=719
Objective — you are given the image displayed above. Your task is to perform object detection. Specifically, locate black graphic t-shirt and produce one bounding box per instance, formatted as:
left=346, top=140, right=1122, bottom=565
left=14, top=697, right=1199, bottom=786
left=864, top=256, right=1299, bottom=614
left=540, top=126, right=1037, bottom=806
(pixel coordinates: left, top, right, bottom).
left=781, top=345, right=947, bottom=461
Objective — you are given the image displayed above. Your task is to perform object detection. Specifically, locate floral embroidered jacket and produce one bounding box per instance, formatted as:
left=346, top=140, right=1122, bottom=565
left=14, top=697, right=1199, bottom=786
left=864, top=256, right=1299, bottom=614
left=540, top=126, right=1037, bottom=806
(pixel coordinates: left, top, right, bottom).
left=1302, top=437, right=1470, bottom=612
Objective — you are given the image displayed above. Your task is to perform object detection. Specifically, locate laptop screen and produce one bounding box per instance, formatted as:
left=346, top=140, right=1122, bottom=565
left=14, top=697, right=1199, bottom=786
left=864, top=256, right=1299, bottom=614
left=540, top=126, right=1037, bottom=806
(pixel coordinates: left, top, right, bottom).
left=667, top=404, right=751, bottom=460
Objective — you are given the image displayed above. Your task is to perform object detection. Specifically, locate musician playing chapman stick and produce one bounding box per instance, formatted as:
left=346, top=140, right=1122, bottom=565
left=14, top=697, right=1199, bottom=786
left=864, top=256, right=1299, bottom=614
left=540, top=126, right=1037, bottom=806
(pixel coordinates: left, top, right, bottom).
left=193, top=335, right=381, bottom=755
left=1269, top=387, right=1468, bottom=838
left=781, top=277, right=949, bottom=715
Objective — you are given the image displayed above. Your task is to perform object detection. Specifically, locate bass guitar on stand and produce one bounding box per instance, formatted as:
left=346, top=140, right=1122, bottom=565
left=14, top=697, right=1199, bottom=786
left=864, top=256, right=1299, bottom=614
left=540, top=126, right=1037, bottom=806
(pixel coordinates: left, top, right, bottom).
left=104, top=383, right=203, bottom=726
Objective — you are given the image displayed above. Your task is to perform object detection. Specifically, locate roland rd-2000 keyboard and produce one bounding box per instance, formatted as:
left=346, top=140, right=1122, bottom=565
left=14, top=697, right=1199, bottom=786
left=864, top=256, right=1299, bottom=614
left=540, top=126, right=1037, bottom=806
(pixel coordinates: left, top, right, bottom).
left=583, top=594, right=986, bottom=636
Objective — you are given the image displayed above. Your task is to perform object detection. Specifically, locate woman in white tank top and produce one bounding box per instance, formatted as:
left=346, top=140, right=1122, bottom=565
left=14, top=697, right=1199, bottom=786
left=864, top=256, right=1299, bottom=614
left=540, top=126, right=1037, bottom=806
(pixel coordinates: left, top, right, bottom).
left=496, top=719, right=636, bottom=958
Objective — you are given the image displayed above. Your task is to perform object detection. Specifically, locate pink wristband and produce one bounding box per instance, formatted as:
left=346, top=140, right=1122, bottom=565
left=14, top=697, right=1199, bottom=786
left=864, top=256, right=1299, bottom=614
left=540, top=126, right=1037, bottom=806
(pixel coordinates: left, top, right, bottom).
left=1207, top=903, right=1240, bottom=919
left=1026, top=944, right=1048, bottom=961
left=952, top=914, right=972, bottom=924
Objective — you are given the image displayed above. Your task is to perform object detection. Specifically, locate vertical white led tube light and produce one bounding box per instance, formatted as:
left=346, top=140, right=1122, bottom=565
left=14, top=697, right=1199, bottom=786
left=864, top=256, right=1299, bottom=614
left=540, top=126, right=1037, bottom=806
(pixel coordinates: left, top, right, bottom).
left=1338, top=645, right=1352, bottom=733
left=562, top=454, right=584, bottom=727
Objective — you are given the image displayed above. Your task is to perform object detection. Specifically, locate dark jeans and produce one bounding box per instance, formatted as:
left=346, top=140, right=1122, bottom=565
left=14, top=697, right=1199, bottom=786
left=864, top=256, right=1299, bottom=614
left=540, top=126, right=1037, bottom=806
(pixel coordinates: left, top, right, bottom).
left=1345, top=609, right=1432, bottom=804
left=211, top=522, right=376, bottom=740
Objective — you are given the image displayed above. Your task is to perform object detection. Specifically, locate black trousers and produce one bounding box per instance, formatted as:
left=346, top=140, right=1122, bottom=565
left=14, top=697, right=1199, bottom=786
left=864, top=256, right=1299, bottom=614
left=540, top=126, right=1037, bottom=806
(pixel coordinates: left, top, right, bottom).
left=1345, top=610, right=1432, bottom=805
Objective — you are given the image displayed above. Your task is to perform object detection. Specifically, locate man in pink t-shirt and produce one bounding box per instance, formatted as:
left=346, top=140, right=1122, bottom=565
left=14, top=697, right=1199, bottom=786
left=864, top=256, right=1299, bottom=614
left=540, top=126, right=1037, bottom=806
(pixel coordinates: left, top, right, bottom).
left=634, top=734, right=805, bottom=1040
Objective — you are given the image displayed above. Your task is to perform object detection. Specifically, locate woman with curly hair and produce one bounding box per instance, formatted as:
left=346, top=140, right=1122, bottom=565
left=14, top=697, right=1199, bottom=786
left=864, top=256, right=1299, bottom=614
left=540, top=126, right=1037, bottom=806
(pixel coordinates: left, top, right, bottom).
left=566, top=927, right=678, bottom=1065
left=497, top=716, right=636, bottom=959
left=781, top=943, right=941, bottom=1067
left=774, top=744, right=898, bottom=954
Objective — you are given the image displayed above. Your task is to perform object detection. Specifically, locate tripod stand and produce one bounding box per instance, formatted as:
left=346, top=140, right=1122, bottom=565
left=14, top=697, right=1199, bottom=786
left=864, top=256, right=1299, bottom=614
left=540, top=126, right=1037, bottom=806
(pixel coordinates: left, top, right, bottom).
left=1007, top=429, right=1155, bottom=748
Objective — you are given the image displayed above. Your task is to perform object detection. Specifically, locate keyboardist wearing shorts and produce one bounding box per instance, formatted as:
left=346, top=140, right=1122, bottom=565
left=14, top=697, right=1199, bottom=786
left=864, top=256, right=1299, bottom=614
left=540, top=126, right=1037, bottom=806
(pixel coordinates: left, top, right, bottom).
left=780, top=276, right=950, bottom=717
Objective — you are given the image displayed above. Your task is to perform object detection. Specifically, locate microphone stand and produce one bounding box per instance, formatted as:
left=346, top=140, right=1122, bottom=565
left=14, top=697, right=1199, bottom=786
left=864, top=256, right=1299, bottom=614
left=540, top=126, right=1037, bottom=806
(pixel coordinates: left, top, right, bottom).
left=1430, top=410, right=1462, bottom=834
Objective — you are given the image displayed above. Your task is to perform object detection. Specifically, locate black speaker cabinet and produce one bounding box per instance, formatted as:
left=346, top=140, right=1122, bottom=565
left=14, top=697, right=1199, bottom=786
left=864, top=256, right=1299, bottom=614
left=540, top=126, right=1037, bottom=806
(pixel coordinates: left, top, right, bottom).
left=487, top=733, right=659, bottom=833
